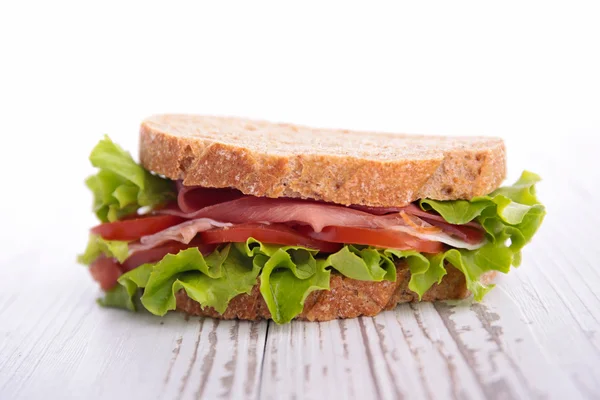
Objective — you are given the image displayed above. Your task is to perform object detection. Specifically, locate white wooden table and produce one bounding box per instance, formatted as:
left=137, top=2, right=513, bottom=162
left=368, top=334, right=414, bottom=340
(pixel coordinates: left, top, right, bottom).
left=1, top=135, right=598, bottom=400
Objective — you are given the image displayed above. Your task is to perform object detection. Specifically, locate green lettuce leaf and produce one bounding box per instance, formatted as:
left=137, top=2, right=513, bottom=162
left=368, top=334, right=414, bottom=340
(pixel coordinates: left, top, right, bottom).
left=103, top=239, right=403, bottom=324
left=97, top=284, right=137, bottom=311
left=78, top=234, right=129, bottom=264
left=98, top=170, right=545, bottom=323
left=98, top=263, right=154, bottom=311
left=327, top=245, right=395, bottom=281
left=101, top=239, right=457, bottom=324
left=239, top=240, right=330, bottom=324
left=419, top=171, right=546, bottom=299
left=111, top=245, right=262, bottom=316
left=384, top=249, right=445, bottom=296
left=86, top=136, right=175, bottom=222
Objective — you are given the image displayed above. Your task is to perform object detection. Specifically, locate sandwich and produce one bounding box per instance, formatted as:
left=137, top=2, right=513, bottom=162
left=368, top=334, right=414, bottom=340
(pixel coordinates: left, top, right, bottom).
left=78, top=115, right=546, bottom=324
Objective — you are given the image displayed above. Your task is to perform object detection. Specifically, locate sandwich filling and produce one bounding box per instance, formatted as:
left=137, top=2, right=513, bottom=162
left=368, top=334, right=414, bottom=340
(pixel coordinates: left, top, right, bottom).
left=79, top=137, right=546, bottom=323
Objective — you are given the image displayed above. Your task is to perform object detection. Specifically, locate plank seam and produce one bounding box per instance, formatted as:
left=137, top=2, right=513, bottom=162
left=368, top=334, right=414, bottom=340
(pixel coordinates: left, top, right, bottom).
left=358, top=317, right=383, bottom=400
left=257, top=320, right=270, bottom=400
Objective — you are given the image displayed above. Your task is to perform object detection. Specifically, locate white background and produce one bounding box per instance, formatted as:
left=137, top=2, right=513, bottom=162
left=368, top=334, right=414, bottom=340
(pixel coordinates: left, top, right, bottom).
left=1, top=1, right=599, bottom=184
left=1, top=1, right=598, bottom=244
left=1, top=2, right=599, bottom=399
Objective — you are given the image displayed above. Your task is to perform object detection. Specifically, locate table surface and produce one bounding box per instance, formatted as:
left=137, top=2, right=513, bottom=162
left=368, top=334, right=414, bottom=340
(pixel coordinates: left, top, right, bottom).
left=1, top=135, right=598, bottom=400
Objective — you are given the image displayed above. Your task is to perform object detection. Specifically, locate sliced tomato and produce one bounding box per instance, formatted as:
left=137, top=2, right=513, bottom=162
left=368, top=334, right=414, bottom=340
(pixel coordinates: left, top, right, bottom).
left=122, top=239, right=216, bottom=272
left=304, top=226, right=444, bottom=253
left=199, top=223, right=342, bottom=253
left=89, top=256, right=122, bottom=291
left=91, top=215, right=186, bottom=241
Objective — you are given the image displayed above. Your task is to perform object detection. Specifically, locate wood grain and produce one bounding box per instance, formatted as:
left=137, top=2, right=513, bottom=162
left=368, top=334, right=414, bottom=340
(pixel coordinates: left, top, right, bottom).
left=1, top=136, right=599, bottom=400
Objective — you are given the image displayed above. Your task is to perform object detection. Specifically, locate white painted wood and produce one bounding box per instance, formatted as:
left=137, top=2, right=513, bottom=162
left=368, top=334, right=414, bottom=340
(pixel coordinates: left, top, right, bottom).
left=1, top=136, right=599, bottom=400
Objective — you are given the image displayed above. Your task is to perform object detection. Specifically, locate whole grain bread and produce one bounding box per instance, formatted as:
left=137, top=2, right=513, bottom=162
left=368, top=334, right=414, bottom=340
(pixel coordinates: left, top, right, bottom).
left=140, top=115, right=506, bottom=207
left=175, top=263, right=497, bottom=322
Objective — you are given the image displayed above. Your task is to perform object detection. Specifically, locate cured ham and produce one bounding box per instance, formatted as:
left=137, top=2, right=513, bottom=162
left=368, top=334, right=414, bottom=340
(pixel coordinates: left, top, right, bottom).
left=349, top=204, right=403, bottom=215
left=89, top=256, right=123, bottom=291
left=158, top=194, right=484, bottom=245
left=159, top=196, right=411, bottom=232
left=90, top=240, right=217, bottom=290
left=153, top=200, right=485, bottom=250
left=87, top=185, right=488, bottom=285
left=130, top=218, right=232, bottom=253
left=176, top=182, right=243, bottom=213
left=165, top=186, right=483, bottom=237
left=418, top=217, right=484, bottom=245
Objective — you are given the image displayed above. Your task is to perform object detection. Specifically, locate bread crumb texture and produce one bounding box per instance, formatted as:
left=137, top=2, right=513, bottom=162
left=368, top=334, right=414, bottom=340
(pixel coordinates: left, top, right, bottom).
left=175, top=263, right=497, bottom=322
left=140, top=114, right=506, bottom=206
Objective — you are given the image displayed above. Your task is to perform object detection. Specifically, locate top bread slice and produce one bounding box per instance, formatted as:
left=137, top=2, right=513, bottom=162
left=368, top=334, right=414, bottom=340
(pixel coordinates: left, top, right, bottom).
left=139, top=114, right=506, bottom=207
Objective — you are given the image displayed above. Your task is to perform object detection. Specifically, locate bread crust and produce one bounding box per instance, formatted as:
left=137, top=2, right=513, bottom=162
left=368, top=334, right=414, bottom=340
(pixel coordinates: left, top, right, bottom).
left=175, top=264, right=497, bottom=322
left=140, top=115, right=506, bottom=207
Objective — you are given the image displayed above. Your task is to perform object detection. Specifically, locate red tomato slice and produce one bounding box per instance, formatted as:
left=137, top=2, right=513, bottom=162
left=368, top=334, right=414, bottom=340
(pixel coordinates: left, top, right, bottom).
left=89, top=256, right=122, bottom=291
left=121, top=239, right=216, bottom=272
left=305, top=226, right=444, bottom=253
left=199, top=223, right=342, bottom=253
left=91, top=215, right=186, bottom=241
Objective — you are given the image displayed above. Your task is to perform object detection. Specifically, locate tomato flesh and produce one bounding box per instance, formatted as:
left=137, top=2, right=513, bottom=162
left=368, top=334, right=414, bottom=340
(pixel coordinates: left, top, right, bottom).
left=199, top=223, right=342, bottom=253
left=91, top=215, right=186, bottom=241
left=305, top=226, right=444, bottom=253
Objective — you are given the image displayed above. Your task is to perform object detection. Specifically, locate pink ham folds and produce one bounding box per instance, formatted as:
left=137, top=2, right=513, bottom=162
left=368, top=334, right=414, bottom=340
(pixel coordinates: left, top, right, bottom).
left=151, top=183, right=486, bottom=250
left=88, top=183, right=488, bottom=290
left=129, top=218, right=232, bottom=253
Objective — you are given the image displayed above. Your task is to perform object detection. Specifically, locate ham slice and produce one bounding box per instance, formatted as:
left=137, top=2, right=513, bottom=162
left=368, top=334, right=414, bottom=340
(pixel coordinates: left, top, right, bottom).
left=170, top=185, right=481, bottom=230
left=90, top=240, right=218, bottom=290
left=153, top=197, right=486, bottom=250
left=159, top=196, right=415, bottom=232
left=156, top=184, right=488, bottom=248
left=123, top=240, right=217, bottom=272
left=88, top=186, right=488, bottom=292
left=176, top=182, right=243, bottom=213
left=90, top=256, right=122, bottom=291
left=349, top=204, right=403, bottom=215
left=129, top=218, right=232, bottom=253
left=118, top=185, right=485, bottom=258
left=418, top=217, right=484, bottom=244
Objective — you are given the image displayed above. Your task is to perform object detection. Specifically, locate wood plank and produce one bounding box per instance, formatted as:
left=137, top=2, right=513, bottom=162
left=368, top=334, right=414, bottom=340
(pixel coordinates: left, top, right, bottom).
left=494, top=248, right=600, bottom=397
left=261, top=318, right=385, bottom=400
left=261, top=289, right=592, bottom=400
left=0, top=256, right=268, bottom=400
left=2, top=137, right=600, bottom=400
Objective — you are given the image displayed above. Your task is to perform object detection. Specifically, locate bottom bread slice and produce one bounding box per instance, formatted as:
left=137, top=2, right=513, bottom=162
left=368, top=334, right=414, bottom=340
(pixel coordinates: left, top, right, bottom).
left=175, top=263, right=497, bottom=322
